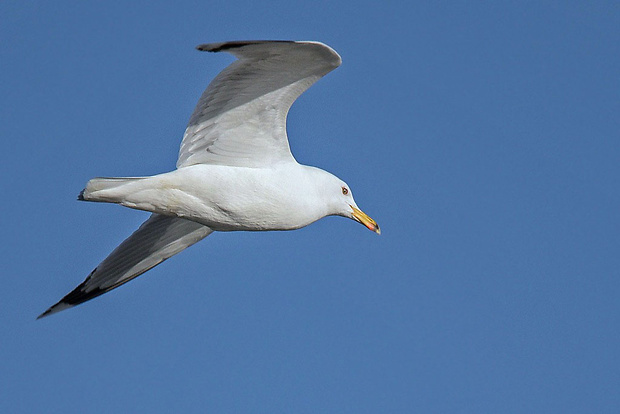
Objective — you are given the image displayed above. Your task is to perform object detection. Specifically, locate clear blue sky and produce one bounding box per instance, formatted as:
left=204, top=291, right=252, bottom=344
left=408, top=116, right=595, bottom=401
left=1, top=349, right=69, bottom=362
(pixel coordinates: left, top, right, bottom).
left=1, top=1, right=619, bottom=412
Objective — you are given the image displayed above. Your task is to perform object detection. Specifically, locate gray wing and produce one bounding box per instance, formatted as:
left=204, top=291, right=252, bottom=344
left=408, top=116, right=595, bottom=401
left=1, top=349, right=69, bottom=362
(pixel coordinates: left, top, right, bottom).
left=38, top=214, right=213, bottom=318
left=176, top=40, right=342, bottom=168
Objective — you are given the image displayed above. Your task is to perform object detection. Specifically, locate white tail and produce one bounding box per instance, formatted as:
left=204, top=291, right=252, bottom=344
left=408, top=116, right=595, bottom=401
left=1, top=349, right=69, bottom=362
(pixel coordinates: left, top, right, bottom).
left=79, top=177, right=146, bottom=203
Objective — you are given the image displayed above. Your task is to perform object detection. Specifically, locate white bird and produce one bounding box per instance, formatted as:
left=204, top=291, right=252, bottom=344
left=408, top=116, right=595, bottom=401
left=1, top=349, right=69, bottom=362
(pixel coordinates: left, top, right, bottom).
left=38, top=40, right=379, bottom=319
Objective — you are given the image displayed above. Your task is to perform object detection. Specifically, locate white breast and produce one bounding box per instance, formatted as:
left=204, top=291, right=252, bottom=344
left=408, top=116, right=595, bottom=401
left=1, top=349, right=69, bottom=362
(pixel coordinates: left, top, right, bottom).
left=128, top=163, right=330, bottom=232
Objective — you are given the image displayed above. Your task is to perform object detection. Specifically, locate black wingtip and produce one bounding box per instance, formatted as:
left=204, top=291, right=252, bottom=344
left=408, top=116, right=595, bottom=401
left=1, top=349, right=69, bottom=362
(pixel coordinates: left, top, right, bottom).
left=196, top=41, right=250, bottom=53
left=36, top=301, right=72, bottom=320
left=38, top=269, right=113, bottom=320
left=196, top=40, right=295, bottom=53
left=77, top=189, right=85, bottom=201
left=36, top=309, right=52, bottom=320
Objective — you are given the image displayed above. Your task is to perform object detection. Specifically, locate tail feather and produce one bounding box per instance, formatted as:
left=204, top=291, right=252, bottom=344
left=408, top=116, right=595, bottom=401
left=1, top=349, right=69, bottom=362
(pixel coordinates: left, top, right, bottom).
left=79, top=177, right=146, bottom=203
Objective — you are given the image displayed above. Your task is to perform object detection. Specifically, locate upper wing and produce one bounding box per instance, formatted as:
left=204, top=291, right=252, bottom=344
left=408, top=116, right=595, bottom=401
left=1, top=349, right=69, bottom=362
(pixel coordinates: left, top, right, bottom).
left=38, top=214, right=213, bottom=318
left=176, top=41, right=342, bottom=168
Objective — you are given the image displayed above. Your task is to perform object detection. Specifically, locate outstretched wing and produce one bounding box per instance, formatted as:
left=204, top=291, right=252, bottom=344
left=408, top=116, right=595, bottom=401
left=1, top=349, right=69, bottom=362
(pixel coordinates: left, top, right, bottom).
left=176, top=40, right=342, bottom=168
left=38, top=214, right=213, bottom=318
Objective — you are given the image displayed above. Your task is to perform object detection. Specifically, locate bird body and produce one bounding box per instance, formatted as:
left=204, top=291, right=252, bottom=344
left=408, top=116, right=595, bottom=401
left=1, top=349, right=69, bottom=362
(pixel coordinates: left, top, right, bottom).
left=39, top=40, right=379, bottom=319
left=82, top=163, right=344, bottom=232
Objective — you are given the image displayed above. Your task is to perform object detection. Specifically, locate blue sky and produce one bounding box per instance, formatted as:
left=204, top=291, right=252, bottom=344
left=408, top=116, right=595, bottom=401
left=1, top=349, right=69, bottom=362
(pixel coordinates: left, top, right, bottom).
left=1, top=1, right=619, bottom=412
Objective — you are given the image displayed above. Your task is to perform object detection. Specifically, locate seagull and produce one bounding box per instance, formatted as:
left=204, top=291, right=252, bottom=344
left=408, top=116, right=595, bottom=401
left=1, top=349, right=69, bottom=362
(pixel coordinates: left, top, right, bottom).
left=38, top=40, right=379, bottom=319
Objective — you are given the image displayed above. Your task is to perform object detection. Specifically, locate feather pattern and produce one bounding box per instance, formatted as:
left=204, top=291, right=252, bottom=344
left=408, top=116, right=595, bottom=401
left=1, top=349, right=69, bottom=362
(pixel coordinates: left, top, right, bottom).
left=38, top=214, right=213, bottom=318
left=177, top=41, right=341, bottom=168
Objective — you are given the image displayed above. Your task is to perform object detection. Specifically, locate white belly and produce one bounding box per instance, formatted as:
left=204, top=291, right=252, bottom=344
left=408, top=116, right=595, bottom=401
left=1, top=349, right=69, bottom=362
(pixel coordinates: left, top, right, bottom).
left=118, top=163, right=326, bottom=232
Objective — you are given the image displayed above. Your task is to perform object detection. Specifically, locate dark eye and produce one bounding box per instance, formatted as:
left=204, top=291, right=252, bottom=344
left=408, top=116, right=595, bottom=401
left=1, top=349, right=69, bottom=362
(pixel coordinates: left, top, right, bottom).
left=341, top=186, right=349, bottom=195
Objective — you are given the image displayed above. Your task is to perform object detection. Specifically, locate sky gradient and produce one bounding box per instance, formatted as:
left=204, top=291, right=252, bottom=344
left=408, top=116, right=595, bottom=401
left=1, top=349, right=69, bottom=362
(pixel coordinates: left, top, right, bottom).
left=1, top=1, right=619, bottom=412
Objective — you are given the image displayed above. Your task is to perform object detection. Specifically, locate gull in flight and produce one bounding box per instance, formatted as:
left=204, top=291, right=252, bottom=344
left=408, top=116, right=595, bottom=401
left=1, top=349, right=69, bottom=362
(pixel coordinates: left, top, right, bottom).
left=39, top=40, right=379, bottom=319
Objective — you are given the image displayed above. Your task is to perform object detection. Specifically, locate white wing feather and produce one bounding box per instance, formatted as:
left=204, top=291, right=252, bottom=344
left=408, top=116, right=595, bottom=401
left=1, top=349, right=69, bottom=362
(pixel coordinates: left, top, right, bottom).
left=176, top=41, right=341, bottom=168
left=38, top=214, right=213, bottom=318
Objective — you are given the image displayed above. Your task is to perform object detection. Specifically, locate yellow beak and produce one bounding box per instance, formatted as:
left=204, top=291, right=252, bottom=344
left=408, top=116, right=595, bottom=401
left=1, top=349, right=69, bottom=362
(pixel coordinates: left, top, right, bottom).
left=351, top=206, right=381, bottom=234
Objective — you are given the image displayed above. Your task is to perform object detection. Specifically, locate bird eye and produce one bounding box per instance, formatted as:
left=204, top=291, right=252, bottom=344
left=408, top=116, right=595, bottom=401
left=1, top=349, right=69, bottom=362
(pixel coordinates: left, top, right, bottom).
left=342, top=187, right=349, bottom=195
